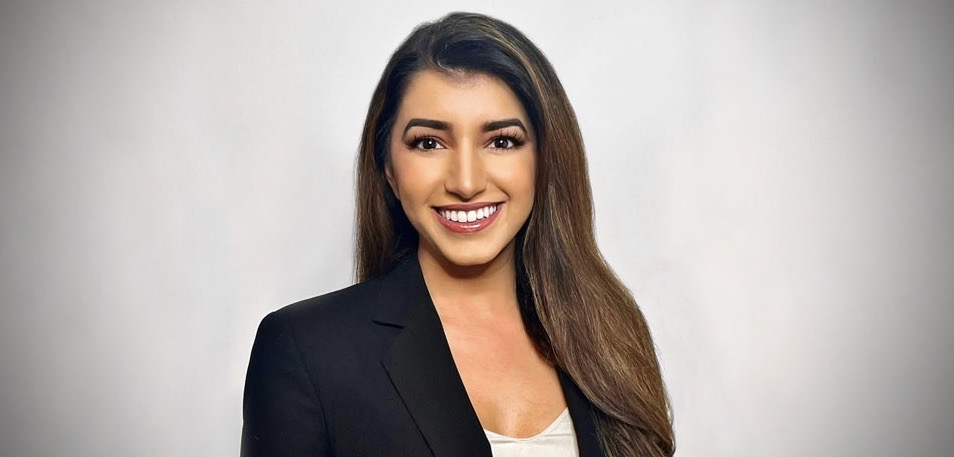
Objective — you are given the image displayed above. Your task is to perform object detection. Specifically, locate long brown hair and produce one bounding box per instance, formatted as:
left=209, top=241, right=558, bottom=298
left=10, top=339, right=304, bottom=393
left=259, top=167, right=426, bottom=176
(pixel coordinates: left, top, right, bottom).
left=354, top=12, right=674, bottom=456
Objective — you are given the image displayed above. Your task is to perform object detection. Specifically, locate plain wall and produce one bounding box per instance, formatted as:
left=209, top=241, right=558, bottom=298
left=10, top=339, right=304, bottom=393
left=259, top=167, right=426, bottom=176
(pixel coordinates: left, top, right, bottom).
left=1, top=0, right=952, bottom=455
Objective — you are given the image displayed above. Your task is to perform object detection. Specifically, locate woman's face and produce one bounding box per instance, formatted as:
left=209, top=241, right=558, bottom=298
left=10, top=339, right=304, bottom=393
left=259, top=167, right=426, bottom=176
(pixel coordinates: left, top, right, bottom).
left=386, top=69, right=536, bottom=270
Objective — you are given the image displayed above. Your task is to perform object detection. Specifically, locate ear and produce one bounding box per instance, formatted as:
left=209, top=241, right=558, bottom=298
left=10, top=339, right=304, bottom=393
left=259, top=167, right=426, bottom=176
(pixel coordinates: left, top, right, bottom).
left=384, top=163, right=400, bottom=201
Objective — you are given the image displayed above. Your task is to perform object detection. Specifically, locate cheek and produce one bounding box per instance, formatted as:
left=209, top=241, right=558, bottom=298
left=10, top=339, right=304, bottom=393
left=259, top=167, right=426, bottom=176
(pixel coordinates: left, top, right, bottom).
left=493, top=154, right=536, bottom=200
left=389, top=154, right=440, bottom=204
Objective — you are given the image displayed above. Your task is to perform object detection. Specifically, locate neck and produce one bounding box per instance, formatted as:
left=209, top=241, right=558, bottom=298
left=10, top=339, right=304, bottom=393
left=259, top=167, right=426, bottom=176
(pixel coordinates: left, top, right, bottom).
left=417, top=243, right=522, bottom=323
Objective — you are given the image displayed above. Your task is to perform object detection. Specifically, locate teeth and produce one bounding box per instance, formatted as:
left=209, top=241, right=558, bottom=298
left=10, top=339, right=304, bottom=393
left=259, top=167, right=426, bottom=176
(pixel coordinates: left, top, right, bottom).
left=438, top=204, right=499, bottom=223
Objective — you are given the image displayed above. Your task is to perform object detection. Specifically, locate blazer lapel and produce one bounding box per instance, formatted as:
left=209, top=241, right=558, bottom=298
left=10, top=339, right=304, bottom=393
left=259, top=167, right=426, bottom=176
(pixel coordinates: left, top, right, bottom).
left=559, top=370, right=608, bottom=457
left=373, top=256, right=492, bottom=457
left=372, top=255, right=606, bottom=457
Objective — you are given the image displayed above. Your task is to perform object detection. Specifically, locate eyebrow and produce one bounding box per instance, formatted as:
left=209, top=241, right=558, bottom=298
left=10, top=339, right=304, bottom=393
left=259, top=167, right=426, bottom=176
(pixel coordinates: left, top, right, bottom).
left=402, top=118, right=528, bottom=135
left=483, top=118, right=527, bottom=134
left=403, top=118, right=450, bottom=135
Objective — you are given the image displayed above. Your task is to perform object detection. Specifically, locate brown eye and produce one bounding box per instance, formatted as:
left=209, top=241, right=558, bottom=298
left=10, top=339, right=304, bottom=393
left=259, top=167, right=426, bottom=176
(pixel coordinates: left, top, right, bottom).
left=490, top=136, right=520, bottom=149
left=414, top=137, right=443, bottom=150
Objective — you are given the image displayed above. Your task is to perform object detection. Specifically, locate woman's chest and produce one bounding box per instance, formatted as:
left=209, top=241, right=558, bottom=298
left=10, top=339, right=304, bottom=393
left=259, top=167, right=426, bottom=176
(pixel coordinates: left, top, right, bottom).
left=443, top=324, right=568, bottom=439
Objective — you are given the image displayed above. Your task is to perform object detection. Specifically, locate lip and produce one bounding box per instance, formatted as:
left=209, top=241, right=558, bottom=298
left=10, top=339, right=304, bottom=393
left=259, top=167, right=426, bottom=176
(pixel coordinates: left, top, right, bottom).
left=433, top=202, right=503, bottom=234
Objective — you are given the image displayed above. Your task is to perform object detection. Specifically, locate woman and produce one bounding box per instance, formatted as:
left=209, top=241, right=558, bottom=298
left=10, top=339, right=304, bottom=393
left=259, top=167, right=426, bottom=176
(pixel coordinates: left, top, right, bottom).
left=243, top=12, right=674, bottom=457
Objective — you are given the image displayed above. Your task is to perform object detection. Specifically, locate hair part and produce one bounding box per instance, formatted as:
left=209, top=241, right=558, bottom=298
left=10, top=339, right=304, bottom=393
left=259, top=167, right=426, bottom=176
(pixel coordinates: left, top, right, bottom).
left=354, top=12, right=674, bottom=456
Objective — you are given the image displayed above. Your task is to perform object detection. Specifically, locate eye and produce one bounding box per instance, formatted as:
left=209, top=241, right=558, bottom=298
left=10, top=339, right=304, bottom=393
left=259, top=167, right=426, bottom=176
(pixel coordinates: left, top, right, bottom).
left=411, top=136, right=444, bottom=150
left=489, top=136, right=523, bottom=150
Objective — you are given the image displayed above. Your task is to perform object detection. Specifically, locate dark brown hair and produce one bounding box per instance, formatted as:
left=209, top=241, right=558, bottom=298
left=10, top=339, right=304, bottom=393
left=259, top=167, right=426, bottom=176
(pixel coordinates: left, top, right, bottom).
left=354, top=12, right=674, bottom=456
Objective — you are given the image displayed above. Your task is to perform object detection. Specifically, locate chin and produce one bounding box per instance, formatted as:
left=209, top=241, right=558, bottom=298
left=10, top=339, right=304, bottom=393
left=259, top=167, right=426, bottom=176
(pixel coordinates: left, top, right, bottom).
left=439, top=250, right=501, bottom=268
left=422, top=237, right=511, bottom=270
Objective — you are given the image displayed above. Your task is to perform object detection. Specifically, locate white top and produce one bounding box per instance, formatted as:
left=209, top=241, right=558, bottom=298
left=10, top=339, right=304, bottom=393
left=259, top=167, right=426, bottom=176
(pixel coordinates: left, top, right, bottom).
left=483, top=408, right=579, bottom=457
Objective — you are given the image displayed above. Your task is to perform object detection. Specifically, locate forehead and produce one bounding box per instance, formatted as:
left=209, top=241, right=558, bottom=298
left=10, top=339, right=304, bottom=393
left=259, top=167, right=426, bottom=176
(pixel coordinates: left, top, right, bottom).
left=396, top=70, right=529, bottom=125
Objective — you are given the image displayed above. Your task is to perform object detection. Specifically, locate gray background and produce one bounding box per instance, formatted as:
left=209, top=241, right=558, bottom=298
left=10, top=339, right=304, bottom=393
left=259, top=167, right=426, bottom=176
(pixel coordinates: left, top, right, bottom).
left=1, top=0, right=952, bottom=456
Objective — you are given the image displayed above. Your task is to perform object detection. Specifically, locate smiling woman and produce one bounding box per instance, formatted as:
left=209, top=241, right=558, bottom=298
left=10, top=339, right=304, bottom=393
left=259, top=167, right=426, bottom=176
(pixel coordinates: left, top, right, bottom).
left=242, top=12, right=674, bottom=457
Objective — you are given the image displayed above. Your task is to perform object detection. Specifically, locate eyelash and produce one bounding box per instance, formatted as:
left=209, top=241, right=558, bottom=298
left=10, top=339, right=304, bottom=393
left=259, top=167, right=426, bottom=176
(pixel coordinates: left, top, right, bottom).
left=405, top=134, right=443, bottom=151
left=404, top=132, right=526, bottom=151
left=489, top=134, right=526, bottom=150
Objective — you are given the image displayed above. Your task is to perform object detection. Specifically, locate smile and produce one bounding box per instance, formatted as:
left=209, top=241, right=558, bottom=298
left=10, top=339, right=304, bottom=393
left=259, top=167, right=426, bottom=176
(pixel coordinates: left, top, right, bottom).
left=432, top=203, right=502, bottom=233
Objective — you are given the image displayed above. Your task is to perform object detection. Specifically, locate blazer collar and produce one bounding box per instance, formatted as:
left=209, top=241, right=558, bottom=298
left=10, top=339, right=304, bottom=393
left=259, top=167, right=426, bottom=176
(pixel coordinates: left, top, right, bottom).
left=371, top=255, right=606, bottom=457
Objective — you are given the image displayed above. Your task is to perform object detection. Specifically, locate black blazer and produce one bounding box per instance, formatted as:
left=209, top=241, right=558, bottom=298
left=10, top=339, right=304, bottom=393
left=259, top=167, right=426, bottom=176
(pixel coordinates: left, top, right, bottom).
left=242, top=255, right=607, bottom=456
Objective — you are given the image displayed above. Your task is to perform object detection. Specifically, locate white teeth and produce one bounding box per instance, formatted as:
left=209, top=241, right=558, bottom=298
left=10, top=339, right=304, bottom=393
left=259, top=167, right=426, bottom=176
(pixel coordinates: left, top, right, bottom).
left=438, top=204, right=499, bottom=223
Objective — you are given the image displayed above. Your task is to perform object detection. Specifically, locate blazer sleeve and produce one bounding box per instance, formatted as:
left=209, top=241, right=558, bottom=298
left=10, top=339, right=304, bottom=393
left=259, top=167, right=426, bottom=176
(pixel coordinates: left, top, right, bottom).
left=242, top=310, right=330, bottom=456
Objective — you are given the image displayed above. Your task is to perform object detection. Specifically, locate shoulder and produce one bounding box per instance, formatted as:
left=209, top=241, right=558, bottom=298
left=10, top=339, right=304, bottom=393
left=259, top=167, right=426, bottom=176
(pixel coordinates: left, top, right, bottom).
left=250, top=269, right=410, bottom=376
left=259, top=277, right=386, bottom=344
left=248, top=275, right=398, bottom=398
left=245, top=282, right=392, bottom=456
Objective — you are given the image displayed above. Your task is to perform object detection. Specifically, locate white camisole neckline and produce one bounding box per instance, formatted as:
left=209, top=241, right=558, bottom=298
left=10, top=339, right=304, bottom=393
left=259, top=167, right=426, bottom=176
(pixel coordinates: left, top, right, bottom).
left=483, top=408, right=579, bottom=456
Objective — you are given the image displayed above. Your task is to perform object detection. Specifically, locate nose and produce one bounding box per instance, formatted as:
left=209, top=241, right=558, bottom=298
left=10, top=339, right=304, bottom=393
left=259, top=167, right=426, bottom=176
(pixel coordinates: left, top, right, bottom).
left=444, top=144, right=486, bottom=200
